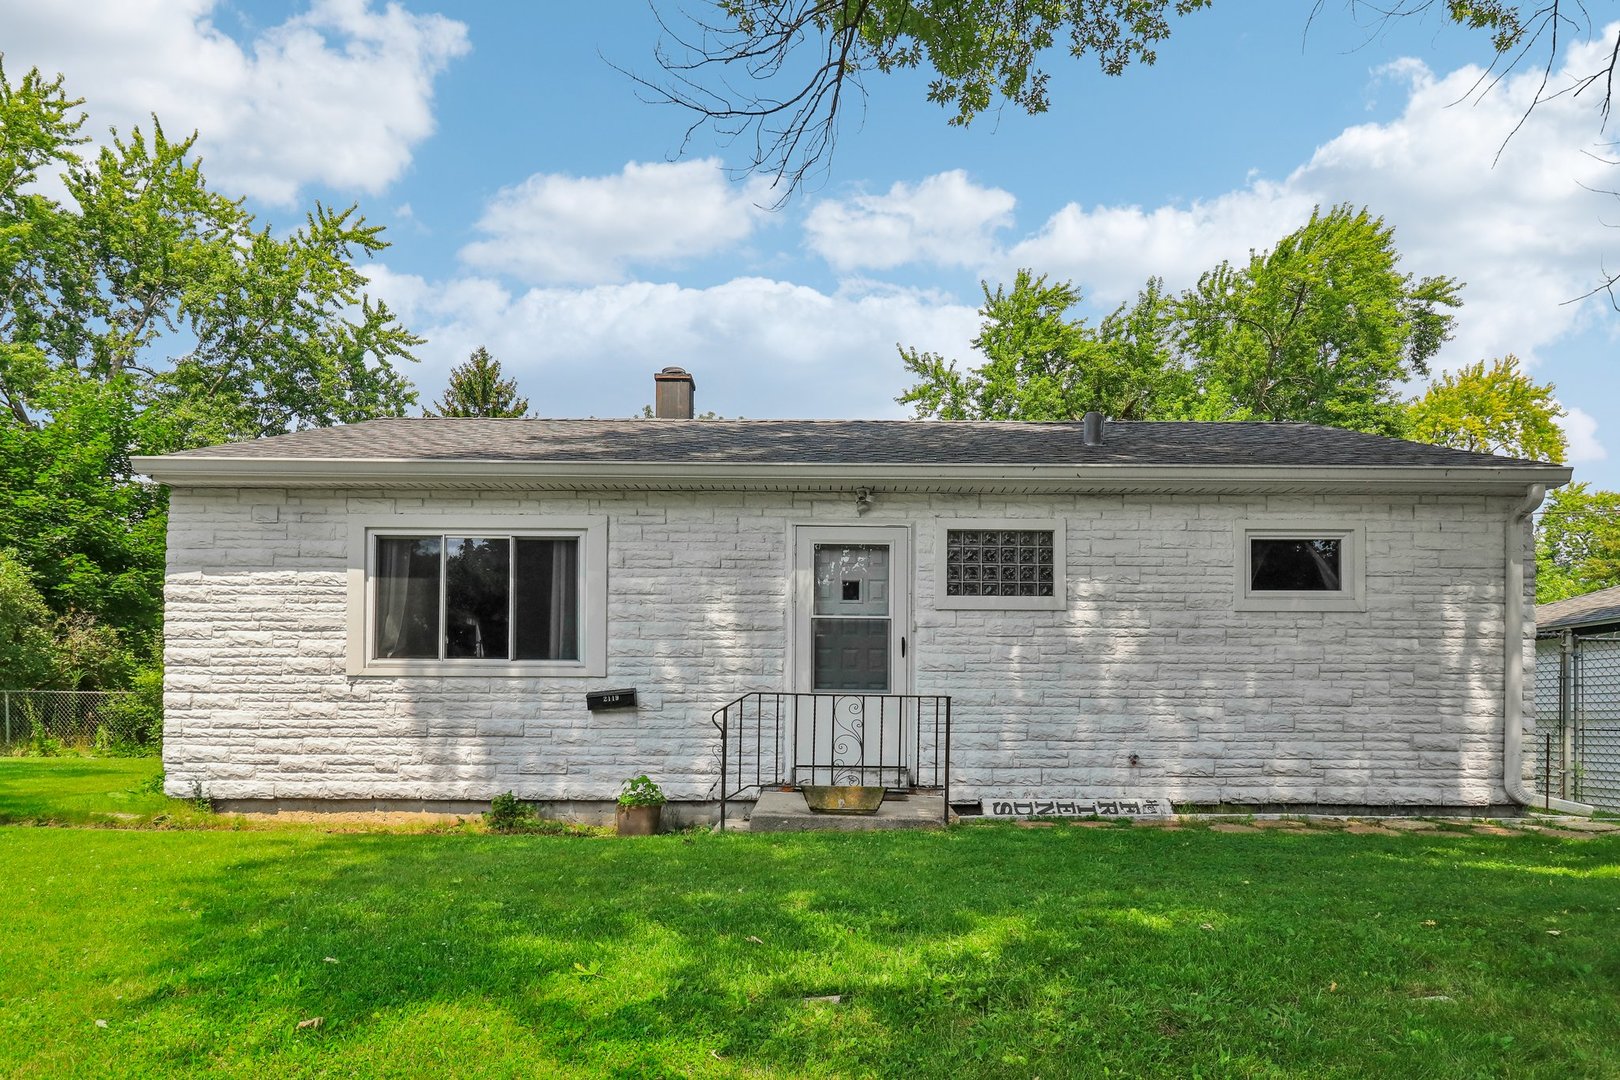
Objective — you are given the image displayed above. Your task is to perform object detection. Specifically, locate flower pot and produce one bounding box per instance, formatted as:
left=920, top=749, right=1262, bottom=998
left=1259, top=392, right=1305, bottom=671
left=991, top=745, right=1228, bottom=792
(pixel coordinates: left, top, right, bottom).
left=616, top=803, right=662, bottom=836
left=802, top=785, right=885, bottom=814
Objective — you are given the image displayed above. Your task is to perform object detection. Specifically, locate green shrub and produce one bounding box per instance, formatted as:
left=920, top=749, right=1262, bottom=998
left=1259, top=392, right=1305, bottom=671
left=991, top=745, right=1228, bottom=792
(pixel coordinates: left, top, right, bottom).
left=98, top=665, right=163, bottom=755
left=617, top=775, right=666, bottom=807
left=21, top=714, right=63, bottom=758
left=484, top=791, right=539, bottom=833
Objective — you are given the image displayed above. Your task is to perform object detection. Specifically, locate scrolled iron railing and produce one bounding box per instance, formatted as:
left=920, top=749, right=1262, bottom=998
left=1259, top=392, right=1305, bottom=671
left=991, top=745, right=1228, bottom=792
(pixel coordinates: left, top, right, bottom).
left=710, top=691, right=951, bottom=827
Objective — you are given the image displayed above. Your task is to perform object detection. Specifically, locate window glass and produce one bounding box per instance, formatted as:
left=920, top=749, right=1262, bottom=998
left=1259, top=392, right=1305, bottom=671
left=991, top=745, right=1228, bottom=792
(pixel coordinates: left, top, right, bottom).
left=514, top=537, right=580, bottom=661
left=944, top=529, right=1054, bottom=597
left=445, top=537, right=511, bottom=658
left=375, top=537, right=441, bottom=658
left=1250, top=538, right=1342, bottom=592
left=812, top=618, right=890, bottom=692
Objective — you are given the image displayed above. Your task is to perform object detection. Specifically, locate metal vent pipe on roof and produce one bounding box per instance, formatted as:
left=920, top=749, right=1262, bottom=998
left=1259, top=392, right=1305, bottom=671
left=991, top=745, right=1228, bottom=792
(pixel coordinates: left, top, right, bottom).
left=654, top=366, right=696, bottom=420
left=1081, top=411, right=1104, bottom=445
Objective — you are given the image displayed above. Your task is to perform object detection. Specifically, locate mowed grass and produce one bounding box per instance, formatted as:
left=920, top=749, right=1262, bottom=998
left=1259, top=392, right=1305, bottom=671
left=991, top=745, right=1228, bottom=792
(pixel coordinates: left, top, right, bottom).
left=0, top=757, right=180, bottom=826
left=2, top=766, right=1618, bottom=1078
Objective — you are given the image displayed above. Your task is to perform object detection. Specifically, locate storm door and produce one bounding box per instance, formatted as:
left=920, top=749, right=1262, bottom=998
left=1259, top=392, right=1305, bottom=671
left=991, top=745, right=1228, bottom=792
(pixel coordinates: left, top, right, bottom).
left=791, top=526, right=912, bottom=787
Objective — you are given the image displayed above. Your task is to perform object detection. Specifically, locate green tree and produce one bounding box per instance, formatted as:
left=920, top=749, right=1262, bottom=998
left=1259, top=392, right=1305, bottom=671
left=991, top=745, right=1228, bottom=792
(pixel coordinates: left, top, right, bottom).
left=1536, top=484, right=1620, bottom=603
left=644, top=2, right=1608, bottom=198
left=899, top=205, right=1457, bottom=435
left=898, top=272, right=1185, bottom=421
left=1406, top=355, right=1565, bottom=462
left=0, top=63, right=423, bottom=683
left=429, top=347, right=530, bottom=418
left=1179, top=205, right=1459, bottom=435
left=0, top=550, right=57, bottom=689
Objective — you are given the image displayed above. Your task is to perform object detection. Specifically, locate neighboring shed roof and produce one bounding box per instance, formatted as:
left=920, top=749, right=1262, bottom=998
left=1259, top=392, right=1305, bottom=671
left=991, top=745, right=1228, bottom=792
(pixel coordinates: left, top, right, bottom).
left=150, top=417, right=1556, bottom=469
left=1537, top=585, right=1620, bottom=633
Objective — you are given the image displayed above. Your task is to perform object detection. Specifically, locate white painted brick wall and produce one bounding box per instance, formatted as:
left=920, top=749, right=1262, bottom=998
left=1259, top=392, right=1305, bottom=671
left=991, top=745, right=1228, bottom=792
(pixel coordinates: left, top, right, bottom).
left=163, top=487, right=1533, bottom=809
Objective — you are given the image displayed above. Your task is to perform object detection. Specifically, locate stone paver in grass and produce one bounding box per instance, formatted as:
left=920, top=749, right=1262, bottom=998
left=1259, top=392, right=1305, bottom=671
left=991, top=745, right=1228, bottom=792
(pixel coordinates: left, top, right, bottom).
left=1251, top=819, right=1308, bottom=829
left=1551, top=819, right=1620, bottom=833
left=1472, top=825, right=1517, bottom=836
left=1070, top=820, right=1113, bottom=828
left=1209, top=823, right=1260, bottom=833
left=1380, top=819, right=1439, bottom=831
left=1522, top=826, right=1599, bottom=840
left=1015, top=821, right=1057, bottom=829
left=1345, top=824, right=1396, bottom=836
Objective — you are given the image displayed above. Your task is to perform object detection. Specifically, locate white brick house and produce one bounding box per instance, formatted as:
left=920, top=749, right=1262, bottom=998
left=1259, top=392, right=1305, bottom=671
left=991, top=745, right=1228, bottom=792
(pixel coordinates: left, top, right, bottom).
left=134, top=374, right=1580, bottom=818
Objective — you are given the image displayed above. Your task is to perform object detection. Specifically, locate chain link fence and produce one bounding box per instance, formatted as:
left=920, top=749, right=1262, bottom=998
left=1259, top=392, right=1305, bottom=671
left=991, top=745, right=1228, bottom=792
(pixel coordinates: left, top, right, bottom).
left=0, top=690, right=155, bottom=756
left=1534, top=632, right=1620, bottom=811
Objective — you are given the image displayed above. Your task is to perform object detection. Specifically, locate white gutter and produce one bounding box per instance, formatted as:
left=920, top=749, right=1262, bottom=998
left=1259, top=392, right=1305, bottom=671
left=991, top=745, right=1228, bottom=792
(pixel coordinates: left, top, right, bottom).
left=128, top=455, right=1573, bottom=494
left=1504, top=484, right=1593, bottom=815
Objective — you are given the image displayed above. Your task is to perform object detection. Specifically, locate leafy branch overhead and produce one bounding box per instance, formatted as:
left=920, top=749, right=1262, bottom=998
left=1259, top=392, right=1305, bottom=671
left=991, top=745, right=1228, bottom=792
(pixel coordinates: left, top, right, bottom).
left=639, top=1, right=1618, bottom=201
left=638, top=0, right=1211, bottom=198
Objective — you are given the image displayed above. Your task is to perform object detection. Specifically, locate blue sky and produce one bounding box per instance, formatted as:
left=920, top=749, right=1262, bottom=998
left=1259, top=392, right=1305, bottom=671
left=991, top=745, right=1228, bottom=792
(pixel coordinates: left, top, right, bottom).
left=4, top=1, right=1617, bottom=487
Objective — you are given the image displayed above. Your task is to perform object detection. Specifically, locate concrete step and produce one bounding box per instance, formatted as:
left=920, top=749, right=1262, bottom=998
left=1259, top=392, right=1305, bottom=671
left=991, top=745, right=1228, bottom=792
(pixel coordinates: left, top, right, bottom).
left=747, top=788, right=949, bottom=833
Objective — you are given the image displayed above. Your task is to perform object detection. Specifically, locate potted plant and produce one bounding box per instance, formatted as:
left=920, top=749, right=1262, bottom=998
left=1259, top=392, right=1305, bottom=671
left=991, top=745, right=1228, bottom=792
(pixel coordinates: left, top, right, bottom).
left=616, top=775, right=666, bottom=835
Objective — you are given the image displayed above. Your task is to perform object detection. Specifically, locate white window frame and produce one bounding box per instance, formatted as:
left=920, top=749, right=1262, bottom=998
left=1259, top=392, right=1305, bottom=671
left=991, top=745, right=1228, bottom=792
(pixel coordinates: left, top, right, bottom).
left=933, top=518, right=1066, bottom=611
left=1234, top=519, right=1365, bottom=613
left=346, top=515, right=608, bottom=677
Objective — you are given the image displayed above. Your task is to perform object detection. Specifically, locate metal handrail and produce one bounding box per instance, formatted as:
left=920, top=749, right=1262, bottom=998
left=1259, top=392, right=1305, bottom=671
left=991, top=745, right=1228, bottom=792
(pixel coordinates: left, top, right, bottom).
left=711, top=691, right=952, bottom=828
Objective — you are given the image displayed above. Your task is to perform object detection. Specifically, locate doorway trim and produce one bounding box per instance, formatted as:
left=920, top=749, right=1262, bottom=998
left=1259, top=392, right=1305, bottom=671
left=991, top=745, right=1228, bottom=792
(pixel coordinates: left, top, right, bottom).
left=787, top=524, right=914, bottom=697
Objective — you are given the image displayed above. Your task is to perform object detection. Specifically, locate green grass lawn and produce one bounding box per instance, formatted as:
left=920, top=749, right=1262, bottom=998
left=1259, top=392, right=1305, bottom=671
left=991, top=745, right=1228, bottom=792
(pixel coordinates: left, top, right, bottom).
left=0, top=756, right=177, bottom=825
left=2, top=763, right=1618, bottom=1078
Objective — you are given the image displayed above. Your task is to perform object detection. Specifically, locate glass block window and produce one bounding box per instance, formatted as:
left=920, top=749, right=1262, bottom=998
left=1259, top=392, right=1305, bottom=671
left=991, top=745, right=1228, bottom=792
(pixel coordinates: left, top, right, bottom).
left=944, top=529, right=1056, bottom=598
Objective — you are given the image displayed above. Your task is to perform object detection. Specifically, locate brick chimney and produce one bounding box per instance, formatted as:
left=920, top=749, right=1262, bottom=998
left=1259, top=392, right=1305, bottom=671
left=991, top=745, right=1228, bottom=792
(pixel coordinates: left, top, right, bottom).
left=654, top=366, right=695, bottom=419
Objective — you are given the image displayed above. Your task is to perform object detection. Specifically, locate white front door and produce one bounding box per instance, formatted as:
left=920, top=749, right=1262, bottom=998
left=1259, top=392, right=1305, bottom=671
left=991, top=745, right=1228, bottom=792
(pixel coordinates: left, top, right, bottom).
left=791, top=526, right=912, bottom=787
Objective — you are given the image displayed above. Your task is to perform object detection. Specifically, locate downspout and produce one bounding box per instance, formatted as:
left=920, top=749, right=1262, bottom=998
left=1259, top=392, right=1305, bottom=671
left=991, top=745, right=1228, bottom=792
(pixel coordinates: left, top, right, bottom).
left=1503, top=485, right=1592, bottom=815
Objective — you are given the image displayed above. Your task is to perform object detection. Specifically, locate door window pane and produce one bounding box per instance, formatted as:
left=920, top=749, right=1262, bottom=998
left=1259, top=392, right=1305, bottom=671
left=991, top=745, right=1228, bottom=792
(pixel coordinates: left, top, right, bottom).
left=375, top=537, right=440, bottom=659
left=813, top=545, right=889, bottom=616
left=1250, top=538, right=1342, bottom=591
left=513, top=537, right=580, bottom=660
left=812, top=618, right=890, bottom=692
left=445, top=537, right=510, bottom=658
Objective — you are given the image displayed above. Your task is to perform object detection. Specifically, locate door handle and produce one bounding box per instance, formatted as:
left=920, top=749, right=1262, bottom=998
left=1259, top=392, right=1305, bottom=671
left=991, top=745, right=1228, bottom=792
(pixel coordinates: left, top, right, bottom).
left=901, top=636, right=906, bottom=658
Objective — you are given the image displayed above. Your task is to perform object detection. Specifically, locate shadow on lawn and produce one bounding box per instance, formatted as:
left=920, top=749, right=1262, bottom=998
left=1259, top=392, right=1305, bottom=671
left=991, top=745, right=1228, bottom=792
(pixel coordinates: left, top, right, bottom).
left=128, top=826, right=1620, bottom=1077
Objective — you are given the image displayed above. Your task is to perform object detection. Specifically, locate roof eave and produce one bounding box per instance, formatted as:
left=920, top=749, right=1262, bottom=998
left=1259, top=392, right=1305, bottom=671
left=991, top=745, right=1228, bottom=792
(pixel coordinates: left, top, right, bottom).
left=129, top=455, right=1574, bottom=494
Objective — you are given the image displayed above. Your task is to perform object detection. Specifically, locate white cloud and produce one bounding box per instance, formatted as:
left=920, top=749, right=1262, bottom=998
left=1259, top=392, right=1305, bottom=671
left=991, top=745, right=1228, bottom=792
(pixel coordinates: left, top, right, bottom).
left=805, top=170, right=1017, bottom=271
left=0, top=0, right=468, bottom=205
left=457, top=159, right=773, bottom=285
left=1558, top=406, right=1607, bottom=464
left=364, top=265, right=980, bottom=417
left=1005, top=29, right=1620, bottom=383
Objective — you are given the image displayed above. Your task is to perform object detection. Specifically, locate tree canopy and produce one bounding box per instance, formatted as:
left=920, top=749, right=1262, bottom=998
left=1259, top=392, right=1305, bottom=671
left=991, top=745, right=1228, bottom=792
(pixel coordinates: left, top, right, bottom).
left=642, top=2, right=1614, bottom=199
left=429, top=347, right=530, bottom=418
left=1406, top=355, right=1566, bottom=462
left=899, top=204, right=1458, bottom=436
left=0, top=63, right=422, bottom=685
left=1537, top=484, right=1620, bottom=603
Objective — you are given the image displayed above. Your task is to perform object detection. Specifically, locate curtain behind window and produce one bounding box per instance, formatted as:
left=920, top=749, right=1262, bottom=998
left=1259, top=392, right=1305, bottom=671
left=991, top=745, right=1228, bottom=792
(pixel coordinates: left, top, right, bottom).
left=377, top=537, right=440, bottom=657
left=514, top=538, right=580, bottom=660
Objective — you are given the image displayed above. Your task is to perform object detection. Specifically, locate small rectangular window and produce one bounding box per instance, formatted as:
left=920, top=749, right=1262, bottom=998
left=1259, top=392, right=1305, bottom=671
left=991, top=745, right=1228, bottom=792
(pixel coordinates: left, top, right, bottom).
left=944, top=529, right=1055, bottom=598
left=1235, top=522, right=1364, bottom=612
left=1250, top=538, right=1342, bottom=592
left=934, top=520, right=1066, bottom=611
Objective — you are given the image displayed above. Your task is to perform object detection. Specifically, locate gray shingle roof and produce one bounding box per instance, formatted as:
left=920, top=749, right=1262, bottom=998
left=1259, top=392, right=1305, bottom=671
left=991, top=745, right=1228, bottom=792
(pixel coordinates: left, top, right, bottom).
left=1537, top=585, right=1620, bottom=632
left=156, top=418, right=1558, bottom=469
